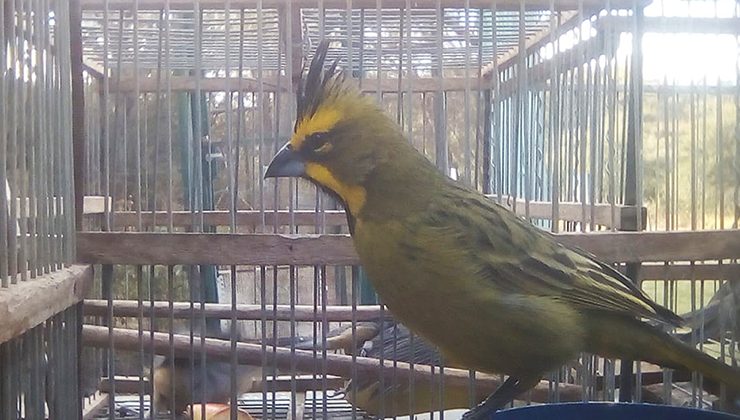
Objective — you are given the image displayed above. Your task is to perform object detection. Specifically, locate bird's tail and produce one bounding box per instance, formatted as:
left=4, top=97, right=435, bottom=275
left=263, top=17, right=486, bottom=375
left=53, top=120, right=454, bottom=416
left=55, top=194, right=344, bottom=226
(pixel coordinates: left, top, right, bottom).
left=588, top=315, right=740, bottom=393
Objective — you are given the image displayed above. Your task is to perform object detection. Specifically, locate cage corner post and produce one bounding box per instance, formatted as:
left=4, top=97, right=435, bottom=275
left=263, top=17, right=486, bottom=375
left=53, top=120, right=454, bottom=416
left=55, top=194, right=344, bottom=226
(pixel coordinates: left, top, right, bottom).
left=69, top=0, right=86, bottom=417
left=70, top=0, right=85, bottom=235
left=619, top=1, right=646, bottom=404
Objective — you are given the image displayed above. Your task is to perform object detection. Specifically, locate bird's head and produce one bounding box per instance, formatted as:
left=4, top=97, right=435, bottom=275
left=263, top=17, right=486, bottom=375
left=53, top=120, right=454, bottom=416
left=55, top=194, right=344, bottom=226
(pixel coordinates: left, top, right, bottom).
left=264, top=40, right=405, bottom=216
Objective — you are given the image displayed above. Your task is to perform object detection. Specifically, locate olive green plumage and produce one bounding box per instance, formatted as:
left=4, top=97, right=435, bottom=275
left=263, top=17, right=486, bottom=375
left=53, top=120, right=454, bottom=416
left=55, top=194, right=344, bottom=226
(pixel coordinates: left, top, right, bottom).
left=266, top=41, right=740, bottom=416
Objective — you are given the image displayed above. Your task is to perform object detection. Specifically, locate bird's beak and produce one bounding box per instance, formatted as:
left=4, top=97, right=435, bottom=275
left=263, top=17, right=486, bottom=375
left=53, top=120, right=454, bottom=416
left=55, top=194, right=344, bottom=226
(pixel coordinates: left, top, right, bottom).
left=264, top=143, right=305, bottom=179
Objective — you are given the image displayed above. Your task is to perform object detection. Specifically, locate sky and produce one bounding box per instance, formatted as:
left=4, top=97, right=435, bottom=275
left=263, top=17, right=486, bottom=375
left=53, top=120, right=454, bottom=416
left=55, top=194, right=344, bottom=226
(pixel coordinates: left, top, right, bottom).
left=630, top=0, right=738, bottom=84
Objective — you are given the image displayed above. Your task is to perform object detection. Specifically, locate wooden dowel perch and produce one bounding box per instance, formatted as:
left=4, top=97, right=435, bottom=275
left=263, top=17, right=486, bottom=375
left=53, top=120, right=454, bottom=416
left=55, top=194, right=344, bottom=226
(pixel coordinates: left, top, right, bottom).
left=83, top=299, right=390, bottom=322
left=81, top=325, right=585, bottom=403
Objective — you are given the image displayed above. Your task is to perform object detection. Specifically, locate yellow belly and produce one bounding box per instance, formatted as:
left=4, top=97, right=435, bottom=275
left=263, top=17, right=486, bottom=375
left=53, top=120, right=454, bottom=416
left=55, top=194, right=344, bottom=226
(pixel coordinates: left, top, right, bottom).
left=353, top=219, right=585, bottom=377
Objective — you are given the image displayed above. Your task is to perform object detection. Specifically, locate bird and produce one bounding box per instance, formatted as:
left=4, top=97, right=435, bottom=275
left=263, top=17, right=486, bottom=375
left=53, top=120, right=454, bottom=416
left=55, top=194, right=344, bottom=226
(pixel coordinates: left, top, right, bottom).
left=296, top=319, right=491, bottom=416
left=264, top=40, right=740, bottom=418
left=677, top=280, right=739, bottom=345
left=145, top=322, right=263, bottom=420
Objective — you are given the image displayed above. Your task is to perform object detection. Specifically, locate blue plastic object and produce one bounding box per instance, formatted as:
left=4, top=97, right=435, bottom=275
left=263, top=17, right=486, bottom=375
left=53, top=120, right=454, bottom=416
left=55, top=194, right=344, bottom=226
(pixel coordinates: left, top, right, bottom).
left=491, top=402, right=740, bottom=420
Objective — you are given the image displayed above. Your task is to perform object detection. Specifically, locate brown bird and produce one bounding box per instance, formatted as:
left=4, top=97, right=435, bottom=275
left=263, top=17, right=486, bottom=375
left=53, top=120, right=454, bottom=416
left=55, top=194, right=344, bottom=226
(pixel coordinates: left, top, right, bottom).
left=145, top=324, right=262, bottom=420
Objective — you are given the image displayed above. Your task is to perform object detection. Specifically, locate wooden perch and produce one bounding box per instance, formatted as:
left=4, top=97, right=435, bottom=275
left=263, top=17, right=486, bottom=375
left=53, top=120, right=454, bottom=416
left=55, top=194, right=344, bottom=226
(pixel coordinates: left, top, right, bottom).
left=81, top=325, right=586, bottom=403
left=83, top=299, right=390, bottom=322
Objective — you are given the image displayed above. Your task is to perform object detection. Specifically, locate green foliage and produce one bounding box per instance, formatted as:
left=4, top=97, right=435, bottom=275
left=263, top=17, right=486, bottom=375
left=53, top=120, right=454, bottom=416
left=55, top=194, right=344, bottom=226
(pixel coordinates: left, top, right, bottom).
left=642, top=91, right=737, bottom=230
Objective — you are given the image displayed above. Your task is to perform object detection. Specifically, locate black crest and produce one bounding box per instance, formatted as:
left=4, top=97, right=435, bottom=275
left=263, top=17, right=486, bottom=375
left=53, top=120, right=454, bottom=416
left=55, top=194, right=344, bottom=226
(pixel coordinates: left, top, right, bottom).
left=295, top=40, right=344, bottom=131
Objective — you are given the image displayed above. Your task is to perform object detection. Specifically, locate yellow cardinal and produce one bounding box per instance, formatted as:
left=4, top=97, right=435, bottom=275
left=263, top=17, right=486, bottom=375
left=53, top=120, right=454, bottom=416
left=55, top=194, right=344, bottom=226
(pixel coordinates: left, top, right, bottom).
left=265, top=41, right=740, bottom=418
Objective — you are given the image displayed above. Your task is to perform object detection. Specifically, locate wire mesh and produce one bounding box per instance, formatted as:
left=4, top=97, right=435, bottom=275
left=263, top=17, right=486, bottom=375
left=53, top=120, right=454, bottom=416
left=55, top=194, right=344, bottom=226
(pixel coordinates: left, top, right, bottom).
left=1, top=0, right=80, bottom=416
left=75, top=0, right=739, bottom=419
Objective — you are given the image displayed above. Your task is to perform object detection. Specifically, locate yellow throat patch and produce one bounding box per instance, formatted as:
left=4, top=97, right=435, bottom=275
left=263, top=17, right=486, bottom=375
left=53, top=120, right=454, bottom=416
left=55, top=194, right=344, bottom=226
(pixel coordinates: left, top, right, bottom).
left=290, top=105, right=367, bottom=214
left=305, top=162, right=366, bottom=215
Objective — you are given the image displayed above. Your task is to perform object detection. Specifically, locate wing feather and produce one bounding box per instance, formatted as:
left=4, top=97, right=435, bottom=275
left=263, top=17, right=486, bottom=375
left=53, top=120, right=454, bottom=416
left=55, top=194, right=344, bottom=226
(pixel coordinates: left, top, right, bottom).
left=410, top=186, right=683, bottom=326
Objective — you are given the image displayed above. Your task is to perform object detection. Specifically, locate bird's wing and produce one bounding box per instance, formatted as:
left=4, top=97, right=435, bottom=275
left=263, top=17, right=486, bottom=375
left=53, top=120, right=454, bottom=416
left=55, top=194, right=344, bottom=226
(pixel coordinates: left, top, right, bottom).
left=367, top=322, right=443, bottom=366
left=410, top=186, right=682, bottom=326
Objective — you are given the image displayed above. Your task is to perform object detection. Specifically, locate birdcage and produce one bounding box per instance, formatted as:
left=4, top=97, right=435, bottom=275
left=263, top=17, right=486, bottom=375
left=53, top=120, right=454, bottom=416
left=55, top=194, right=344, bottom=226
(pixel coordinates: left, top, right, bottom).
left=1, top=0, right=738, bottom=419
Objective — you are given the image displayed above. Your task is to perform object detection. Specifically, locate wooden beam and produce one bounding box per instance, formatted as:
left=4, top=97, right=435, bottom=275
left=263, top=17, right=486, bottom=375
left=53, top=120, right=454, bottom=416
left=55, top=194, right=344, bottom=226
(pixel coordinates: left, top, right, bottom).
left=81, top=324, right=585, bottom=403
left=82, top=393, right=110, bottom=420
left=0, top=265, right=93, bottom=344
left=80, top=0, right=642, bottom=11
left=83, top=196, right=112, bottom=215
left=11, top=195, right=110, bottom=217
left=83, top=300, right=389, bottom=321
left=107, top=75, right=482, bottom=93
left=556, top=230, right=740, bottom=265
left=99, top=375, right=347, bottom=394
left=494, top=195, right=645, bottom=229
left=77, top=232, right=359, bottom=265
left=76, top=230, right=740, bottom=266
left=103, top=209, right=349, bottom=229
left=95, top=200, right=644, bottom=230
left=82, top=61, right=106, bottom=80
left=640, top=263, right=740, bottom=282
left=481, top=11, right=579, bottom=79
left=496, top=32, right=607, bottom=94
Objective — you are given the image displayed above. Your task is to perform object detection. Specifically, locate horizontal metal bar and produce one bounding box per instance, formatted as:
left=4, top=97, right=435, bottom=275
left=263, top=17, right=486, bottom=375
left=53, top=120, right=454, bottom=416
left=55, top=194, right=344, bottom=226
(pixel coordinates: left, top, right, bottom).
left=76, top=230, right=740, bottom=265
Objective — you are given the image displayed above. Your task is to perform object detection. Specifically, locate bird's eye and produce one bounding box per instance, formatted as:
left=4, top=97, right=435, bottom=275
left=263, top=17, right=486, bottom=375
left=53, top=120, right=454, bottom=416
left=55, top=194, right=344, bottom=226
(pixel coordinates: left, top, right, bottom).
left=313, top=142, right=333, bottom=154
left=307, top=132, right=332, bottom=154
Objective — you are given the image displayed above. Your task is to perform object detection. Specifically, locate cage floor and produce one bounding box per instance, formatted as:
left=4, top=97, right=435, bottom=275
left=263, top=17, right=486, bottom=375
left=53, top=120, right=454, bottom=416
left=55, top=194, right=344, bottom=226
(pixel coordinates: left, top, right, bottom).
left=89, top=392, right=372, bottom=419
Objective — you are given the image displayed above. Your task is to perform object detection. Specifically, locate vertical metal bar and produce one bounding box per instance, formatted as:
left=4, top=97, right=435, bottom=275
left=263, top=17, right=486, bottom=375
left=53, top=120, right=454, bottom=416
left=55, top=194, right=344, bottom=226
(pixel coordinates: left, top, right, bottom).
left=491, top=0, right=499, bottom=202
left=70, top=0, right=85, bottom=241
left=223, top=3, right=240, bottom=419
left=51, top=0, right=64, bottom=272
left=434, top=0, right=447, bottom=173
left=0, top=0, right=8, bottom=287
left=517, top=0, right=527, bottom=219
left=256, top=0, right=268, bottom=417
left=20, top=0, right=34, bottom=278
left=619, top=1, right=644, bottom=402
left=103, top=263, right=115, bottom=420
left=462, top=0, right=471, bottom=185
left=575, top=0, right=585, bottom=233
left=101, top=1, right=111, bottom=234
left=9, top=0, right=21, bottom=282
left=548, top=0, right=559, bottom=232
left=167, top=265, right=175, bottom=420
left=126, top=0, right=144, bottom=414
left=283, top=2, right=298, bottom=416
left=375, top=0, right=382, bottom=104
left=59, top=0, right=73, bottom=269
left=165, top=0, right=173, bottom=235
